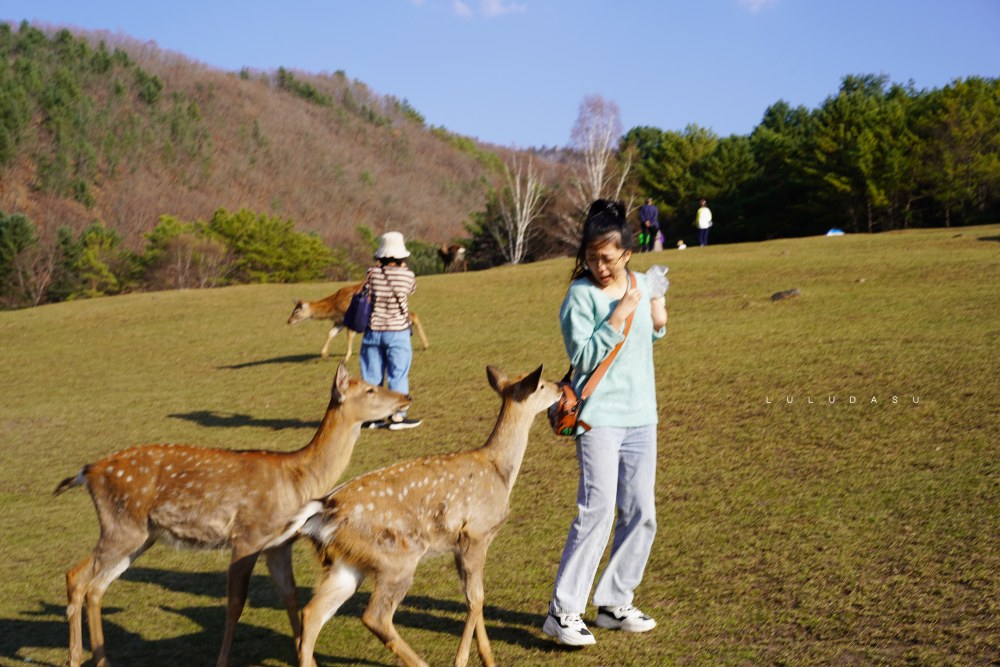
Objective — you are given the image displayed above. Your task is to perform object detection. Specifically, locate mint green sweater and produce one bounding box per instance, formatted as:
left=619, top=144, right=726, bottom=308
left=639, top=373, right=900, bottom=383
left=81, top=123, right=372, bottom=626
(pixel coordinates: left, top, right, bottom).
left=559, top=271, right=666, bottom=433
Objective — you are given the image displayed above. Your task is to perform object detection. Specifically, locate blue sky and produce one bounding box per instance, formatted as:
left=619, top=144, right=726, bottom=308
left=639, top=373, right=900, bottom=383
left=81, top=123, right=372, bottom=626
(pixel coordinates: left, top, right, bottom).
left=4, top=0, right=999, bottom=148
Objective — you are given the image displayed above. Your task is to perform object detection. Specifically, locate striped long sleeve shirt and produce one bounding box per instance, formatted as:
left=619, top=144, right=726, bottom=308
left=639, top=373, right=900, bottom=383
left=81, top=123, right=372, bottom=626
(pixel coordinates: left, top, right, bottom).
left=367, top=264, right=415, bottom=332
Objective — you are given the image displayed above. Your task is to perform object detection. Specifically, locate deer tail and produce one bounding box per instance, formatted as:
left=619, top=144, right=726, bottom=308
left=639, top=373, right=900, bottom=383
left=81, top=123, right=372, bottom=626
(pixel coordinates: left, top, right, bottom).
left=262, top=499, right=326, bottom=551
left=53, top=466, right=89, bottom=496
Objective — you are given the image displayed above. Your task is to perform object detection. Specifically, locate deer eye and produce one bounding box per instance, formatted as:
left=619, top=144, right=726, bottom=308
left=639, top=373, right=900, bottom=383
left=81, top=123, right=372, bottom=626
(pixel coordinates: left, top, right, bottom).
left=366, top=387, right=376, bottom=395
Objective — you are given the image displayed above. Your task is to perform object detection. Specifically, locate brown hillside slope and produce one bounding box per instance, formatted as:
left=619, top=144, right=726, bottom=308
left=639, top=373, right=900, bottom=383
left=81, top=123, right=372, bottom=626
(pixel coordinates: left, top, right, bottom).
left=0, top=23, right=503, bottom=249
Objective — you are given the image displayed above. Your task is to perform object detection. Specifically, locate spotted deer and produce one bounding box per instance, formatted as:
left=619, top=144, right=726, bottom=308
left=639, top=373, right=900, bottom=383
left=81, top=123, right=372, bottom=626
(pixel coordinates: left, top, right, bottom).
left=54, top=363, right=410, bottom=667
left=270, top=364, right=559, bottom=667
left=288, top=283, right=430, bottom=361
left=438, top=243, right=468, bottom=272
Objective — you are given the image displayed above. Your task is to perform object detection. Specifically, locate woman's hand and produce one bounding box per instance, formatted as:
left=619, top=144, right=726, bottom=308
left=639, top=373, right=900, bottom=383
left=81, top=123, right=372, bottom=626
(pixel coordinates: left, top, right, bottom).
left=609, top=286, right=642, bottom=331
left=651, top=296, right=668, bottom=331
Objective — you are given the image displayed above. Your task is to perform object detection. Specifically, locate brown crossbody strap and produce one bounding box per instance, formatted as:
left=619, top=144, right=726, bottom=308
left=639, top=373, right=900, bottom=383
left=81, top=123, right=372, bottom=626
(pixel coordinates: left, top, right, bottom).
left=579, top=271, right=637, bottom=401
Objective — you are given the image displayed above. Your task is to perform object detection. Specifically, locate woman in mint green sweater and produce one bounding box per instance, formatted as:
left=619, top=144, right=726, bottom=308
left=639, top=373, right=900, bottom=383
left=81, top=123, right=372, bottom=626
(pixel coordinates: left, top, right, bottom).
left=543, top=200, right=668, bottom=647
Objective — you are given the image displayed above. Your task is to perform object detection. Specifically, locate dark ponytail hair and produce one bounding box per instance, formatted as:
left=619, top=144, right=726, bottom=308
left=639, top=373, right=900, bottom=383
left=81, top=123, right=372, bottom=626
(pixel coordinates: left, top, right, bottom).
left=570, top=199, right=634, bottom=282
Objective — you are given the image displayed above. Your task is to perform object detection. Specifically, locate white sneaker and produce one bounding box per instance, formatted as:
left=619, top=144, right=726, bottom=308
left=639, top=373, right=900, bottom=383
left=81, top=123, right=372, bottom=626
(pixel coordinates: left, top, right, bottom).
left=595, top=605, right=657, bottom=633
left=543, top=612, right=596, bottom=646
left=388, top=416, right=421, bottom=430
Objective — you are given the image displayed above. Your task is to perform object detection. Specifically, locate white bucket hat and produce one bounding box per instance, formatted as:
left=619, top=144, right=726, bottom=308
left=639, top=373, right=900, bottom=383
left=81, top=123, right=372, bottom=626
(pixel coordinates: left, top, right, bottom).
left=374, top=231, right=410, bottom=259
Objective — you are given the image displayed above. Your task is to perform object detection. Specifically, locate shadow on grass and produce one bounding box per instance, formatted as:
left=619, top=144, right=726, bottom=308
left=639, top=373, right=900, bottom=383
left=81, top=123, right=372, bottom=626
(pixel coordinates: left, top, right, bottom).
left=977, top=235, right=1000, bottom=243
left=133, top=567, right=556, bottom=654
left=0, top=605, right=67, bottom=667
left=168, top=410, right=320, bottom=431
left=4, top=601, right=388, bottom=667
left=9, top=568, right=560, bottom=666
left=218, top=353, right=331, bottom=369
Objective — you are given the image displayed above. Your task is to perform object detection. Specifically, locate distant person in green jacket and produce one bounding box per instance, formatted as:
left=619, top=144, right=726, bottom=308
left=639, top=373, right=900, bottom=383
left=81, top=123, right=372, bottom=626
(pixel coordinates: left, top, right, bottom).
left=542, top=199, right=668, bottom=647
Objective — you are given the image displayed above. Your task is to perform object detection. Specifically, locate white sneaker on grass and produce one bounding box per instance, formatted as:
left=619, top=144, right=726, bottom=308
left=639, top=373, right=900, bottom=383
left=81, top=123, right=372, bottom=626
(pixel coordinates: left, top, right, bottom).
left=595, top=605, right=657, bottom=632
left=543, top=611, right=596, bottom=646
left=388, top=416, right=421, bottom=430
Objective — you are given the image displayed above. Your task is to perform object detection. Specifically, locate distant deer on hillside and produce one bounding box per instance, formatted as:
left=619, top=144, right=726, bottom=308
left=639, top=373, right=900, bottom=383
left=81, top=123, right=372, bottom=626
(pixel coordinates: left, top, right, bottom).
left=54, top=363, right=410, bottom=667
left=288, top=283, right=430, bottom=361
left=267, top=364, right=559, bottom=667
left=438, top=243, right=467, bottom=272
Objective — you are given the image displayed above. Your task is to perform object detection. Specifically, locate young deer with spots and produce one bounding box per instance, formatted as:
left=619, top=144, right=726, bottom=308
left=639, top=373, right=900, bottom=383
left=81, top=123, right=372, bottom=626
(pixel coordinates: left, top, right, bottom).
left=273, top=364, right=559, bottom=667
left=288, top=283, right=429, bottom=361
left=54, top=363, right=410, bottom=667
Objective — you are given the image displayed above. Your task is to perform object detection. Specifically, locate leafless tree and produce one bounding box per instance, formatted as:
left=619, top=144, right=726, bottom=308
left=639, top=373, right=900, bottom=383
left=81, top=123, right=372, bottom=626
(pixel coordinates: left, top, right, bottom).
left=147, top=234, right=232, bottom=290
left=555, top=94, right=635, bottom=248
left=487, top=155, right=547, bottom=265
left=10, top=243, right=58, bottom=307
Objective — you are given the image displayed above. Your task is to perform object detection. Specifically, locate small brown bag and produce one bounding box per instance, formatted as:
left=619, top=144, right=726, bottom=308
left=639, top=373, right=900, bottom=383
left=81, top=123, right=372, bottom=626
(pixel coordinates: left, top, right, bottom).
left=549, top=368, right=586, bottom=436
left=548, top=272, right=636, bottom=437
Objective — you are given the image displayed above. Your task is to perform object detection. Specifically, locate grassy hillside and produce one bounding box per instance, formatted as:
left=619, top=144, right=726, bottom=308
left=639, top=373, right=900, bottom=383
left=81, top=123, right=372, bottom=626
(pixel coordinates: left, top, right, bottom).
left=0, top=21, right=501, bottom=250
left=0, top=227, right=997, bottom=665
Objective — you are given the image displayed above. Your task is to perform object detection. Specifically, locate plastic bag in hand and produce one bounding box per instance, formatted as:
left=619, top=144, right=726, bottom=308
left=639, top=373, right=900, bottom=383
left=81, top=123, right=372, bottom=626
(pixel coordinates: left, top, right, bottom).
left=646, top=265, right=669, bottom=298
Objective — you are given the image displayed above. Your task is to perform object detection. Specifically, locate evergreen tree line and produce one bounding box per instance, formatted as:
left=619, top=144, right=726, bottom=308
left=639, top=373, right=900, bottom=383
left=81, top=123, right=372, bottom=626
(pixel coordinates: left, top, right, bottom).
left=0, top=208, right=456, bottom=308
left=624, top=74, right=1000, bottom=244
left=0, top=209, right=340, bottom=307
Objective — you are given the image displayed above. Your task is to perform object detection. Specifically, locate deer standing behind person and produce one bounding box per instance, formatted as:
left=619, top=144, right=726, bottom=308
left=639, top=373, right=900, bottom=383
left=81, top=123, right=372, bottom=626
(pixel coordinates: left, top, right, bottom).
left=54, top=363, right=410, bottom=667
left=288, top=283, right=430, bottom=361
left=270, top=364, right=559, bottom=667
left=438, top=243, right=468, bottom=272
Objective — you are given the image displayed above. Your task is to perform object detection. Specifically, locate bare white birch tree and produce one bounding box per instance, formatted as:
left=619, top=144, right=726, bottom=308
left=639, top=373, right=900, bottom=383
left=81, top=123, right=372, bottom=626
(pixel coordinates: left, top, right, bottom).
left=486, top=155, right=547, bottom=264
left=556, top=94, right=635, bottom=247
left=10, top=243, right=58, bottom=307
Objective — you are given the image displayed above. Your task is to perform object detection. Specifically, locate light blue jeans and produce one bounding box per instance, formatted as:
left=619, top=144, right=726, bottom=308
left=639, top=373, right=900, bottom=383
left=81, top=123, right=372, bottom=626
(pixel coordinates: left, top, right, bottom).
left=360, top=329, right=412, bottom=400
left=550, top=424, right=658, bottom=615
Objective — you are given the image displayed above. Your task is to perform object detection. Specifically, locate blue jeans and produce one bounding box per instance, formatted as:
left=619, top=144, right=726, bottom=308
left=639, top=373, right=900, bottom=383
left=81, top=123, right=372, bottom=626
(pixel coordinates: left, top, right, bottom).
left=699, top=228, right=710, bottom=246
left=360, top=329, right=412, bottom=398
left=550, top=425, right=658, bottom=614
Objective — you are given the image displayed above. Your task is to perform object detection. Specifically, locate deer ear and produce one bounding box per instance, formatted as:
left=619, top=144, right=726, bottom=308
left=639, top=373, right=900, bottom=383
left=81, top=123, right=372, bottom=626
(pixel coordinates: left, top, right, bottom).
left=332, top=362, right=350, bottom=403
left=486, top=365, right=506, bottom=394
left=511, top=365, right=543, bottom=402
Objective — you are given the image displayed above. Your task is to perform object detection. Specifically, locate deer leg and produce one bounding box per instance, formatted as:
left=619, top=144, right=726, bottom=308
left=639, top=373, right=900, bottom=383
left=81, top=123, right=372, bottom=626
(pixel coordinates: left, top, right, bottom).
left=264, top=544, right=301, bottom=645
left=216, top=551, right=260, bottom=667
left=321, top=324, right=344, bottom=359
left=362, top=570, right=426, bottom=667
left=344, top=329, right=355, bottom=362
left=66, top=554, right=94, bottom=667
left=454, top=543, right=494, bottom=667
left=66, top=528, right=152, bottom=667
left=411, top=314, right=430, bottom=351
left=298, top=563, right=363, bottom=667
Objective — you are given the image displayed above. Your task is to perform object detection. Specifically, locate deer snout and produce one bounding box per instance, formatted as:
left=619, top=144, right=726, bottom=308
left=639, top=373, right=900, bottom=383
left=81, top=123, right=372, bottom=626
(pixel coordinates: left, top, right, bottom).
left=288, top=301, right=307, bottom=324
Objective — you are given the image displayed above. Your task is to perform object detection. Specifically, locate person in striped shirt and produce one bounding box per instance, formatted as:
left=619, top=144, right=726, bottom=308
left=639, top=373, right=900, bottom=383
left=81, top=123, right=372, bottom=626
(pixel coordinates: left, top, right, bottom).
left=360, top=231, right=421, bottom=430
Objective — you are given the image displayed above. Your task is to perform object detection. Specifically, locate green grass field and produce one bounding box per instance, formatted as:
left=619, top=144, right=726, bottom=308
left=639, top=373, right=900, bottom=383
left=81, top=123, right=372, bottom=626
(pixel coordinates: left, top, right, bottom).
left=1, top=226, right=997, bottom=666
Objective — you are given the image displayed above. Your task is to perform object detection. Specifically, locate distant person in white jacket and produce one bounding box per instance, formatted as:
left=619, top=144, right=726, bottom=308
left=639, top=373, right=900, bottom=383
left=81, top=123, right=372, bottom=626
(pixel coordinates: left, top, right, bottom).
left=695, top=199, right=713, bottom=246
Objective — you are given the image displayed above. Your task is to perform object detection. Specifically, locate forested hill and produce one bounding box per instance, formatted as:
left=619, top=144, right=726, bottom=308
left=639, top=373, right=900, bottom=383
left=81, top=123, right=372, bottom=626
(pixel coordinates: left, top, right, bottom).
left=0, top=21, right=503, bottom=249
